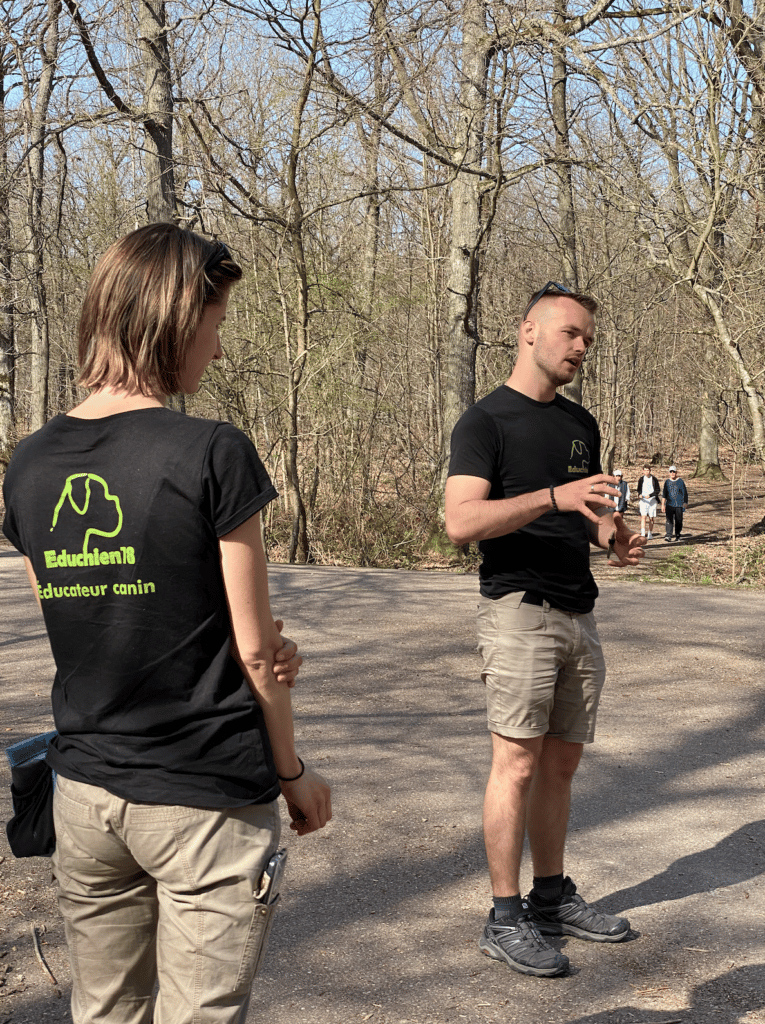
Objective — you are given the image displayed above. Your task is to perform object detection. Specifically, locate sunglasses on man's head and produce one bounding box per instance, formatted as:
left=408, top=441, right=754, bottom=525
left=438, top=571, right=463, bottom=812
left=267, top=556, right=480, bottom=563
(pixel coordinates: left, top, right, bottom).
left=205, top=240, right=232, bottom=270
left=523, top=281, right=572, bottom=321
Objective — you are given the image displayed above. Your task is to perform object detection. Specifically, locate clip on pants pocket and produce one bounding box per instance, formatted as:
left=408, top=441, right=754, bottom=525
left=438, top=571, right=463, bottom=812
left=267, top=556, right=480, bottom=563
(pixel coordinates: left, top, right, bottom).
left=237, top=893, right=281, bottom=988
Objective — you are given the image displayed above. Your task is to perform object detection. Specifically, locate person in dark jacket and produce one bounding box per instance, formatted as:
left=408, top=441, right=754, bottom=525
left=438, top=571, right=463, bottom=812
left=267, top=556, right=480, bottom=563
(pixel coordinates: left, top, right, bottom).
left=662, top=466, right=689, bottom=542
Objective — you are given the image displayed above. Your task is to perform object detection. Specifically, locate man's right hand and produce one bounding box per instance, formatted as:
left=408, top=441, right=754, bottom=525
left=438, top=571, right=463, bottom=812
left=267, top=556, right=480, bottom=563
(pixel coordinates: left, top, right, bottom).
left=553, top=474, right=622, bottom=525
left=280, top=767, right=332, bottom=836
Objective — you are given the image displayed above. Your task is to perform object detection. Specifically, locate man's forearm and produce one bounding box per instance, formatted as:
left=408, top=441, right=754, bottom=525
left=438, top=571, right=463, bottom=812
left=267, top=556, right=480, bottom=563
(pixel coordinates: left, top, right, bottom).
left=446, top=488, right=553, bottom=545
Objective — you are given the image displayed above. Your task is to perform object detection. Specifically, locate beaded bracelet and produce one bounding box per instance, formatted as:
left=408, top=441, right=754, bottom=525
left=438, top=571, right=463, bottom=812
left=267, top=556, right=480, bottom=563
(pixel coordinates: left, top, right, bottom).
left=549, top=485, right=559, bottom=512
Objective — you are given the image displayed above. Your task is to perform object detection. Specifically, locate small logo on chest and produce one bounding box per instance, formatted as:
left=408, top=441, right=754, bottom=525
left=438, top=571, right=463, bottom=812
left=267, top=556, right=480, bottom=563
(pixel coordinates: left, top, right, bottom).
left=568, top=440, right=590, bottom=474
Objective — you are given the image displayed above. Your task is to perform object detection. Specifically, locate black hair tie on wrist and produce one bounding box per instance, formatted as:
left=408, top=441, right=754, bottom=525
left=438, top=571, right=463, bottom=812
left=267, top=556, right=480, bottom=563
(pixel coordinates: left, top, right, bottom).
left=549, top=485, right=559, bottom=513
left=277, top=757, right=305, bottom=782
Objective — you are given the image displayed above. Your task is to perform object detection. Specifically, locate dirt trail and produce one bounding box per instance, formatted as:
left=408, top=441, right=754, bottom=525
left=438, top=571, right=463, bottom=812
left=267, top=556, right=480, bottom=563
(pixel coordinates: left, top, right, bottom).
left=2, top=550, right=765, bottom=1024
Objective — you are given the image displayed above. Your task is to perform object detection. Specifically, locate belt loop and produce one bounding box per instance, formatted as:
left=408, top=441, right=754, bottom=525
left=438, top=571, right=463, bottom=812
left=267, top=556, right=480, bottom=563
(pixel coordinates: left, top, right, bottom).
left=542, top=600, right=551, bottom=612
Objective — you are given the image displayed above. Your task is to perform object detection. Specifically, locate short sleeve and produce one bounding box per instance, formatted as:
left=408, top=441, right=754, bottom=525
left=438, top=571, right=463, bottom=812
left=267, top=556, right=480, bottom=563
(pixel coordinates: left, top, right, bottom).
left=447, top=406, right=500, bottom=482
left=592, top=421, right=602, bottom=476
left=2, top=440, right=30, bottom=554
left=201, top=424, right=278, bottom=537
left=2, top=496, right=24, bottom=552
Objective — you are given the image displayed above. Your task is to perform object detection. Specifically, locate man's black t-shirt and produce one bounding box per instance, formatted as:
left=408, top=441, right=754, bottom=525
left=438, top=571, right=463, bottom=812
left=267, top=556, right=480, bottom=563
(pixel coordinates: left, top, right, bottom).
left=448, top=386, right=602, bottom=613
left=2, top=408, right=279, bottom=807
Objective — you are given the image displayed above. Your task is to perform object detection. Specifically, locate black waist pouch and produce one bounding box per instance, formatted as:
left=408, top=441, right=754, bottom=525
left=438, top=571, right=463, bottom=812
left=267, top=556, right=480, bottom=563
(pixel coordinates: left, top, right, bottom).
left=5, top=731, right=57, bottom=858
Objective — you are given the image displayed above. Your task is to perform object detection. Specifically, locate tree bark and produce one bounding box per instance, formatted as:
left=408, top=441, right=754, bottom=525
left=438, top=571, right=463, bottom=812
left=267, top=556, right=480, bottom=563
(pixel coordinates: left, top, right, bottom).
left=693, top=341, right=726, bottom=480
left=553, top=0, right=582, bottom=406
left=695, top=285, right=765, bottom=477
left=25, top=0, right=60, bottom=432
left=138, top=0, right=175, bottom=222
left=694, top=390, right=727, bottom=480
left=64, top=0, right=176, bottom=224
left=440, top=0, right=490, bottom=487
left=279, top=9, right=320, bottom=564
left=0, top=51, right=14, bottom=459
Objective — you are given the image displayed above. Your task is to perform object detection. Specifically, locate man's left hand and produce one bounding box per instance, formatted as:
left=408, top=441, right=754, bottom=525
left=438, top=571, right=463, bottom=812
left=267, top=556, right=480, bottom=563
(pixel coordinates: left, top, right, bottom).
left=608, top=511, right=647, bottom=567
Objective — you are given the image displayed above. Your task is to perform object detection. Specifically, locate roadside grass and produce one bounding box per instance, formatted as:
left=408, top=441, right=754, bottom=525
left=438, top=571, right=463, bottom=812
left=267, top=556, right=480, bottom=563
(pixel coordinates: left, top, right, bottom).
left=640, top=535, right=765, bottom=588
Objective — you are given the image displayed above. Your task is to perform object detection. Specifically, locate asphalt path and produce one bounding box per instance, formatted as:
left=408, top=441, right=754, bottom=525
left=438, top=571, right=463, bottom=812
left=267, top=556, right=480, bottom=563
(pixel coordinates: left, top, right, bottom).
left=2, top=548, right=765, bottom=1024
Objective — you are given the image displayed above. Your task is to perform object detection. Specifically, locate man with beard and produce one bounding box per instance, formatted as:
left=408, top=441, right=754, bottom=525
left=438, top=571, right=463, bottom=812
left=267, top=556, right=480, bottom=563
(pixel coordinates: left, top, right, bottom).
left=445, top=283, right=644, bottom=977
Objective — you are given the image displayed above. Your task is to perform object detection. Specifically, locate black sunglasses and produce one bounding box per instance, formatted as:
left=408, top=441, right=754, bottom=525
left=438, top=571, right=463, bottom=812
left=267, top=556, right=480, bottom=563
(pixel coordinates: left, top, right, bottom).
left=522, top=281, right=572, bottom=321
left=205, top=240, right=233, bottom=270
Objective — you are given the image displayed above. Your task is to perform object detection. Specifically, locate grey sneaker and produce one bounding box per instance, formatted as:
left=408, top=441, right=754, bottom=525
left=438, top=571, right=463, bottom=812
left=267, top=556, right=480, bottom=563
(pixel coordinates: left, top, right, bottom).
left=527, top=877, right=630, bottom=943
left=478, top=905, right=569, bottom=977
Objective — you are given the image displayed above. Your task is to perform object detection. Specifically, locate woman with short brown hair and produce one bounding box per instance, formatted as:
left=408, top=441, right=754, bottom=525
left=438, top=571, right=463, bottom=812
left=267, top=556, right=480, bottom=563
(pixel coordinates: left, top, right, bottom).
left=3, top=223, right=331, bottom=1024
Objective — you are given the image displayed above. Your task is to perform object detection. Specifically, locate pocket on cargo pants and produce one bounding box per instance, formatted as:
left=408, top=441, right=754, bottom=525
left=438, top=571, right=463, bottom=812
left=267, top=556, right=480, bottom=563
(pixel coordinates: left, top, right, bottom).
left=236, top=892, right=281, bottom=988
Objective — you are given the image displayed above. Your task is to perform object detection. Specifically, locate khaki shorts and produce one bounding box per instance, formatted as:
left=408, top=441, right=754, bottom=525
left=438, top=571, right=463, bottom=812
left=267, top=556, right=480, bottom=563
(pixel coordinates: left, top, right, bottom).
left=476, top=591, right=606, bottom=743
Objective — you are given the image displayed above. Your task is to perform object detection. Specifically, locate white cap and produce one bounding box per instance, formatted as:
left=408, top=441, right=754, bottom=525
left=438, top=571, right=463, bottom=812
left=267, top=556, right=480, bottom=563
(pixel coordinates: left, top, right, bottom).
left=614, top=469, right=623, bottom=476
left=669, top=465, right=677, bottom=471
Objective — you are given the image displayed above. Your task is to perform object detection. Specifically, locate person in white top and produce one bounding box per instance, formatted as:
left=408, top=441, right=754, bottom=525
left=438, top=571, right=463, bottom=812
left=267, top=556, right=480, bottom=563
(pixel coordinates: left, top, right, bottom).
left=635, top=463, right=660, bottom=538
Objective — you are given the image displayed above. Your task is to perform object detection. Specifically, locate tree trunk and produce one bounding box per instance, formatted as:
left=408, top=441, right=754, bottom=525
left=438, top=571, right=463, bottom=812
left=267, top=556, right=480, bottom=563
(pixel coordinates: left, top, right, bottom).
left=138, top=0, right=175, bottom=222
left=279, top=12, right=319, bottom=564
left=0, top=56, right=14, bottom=460
left=25, top=0, right=60, bottom=432
left=694, top=391, right=727, bottom=480
left=440, top=0, right=489, bottom=487
left=693, top=373, right=727, bottom=480
left=552, top=0, right=582, bottom=406
left=695, top=285, right=765, bottom=478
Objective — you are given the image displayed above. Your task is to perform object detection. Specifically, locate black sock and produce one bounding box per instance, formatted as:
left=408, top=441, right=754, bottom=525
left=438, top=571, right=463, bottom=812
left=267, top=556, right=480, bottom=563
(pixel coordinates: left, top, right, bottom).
left=531, top=873, right=565, bottom=901
left=492, top=894, right=524, bottom=920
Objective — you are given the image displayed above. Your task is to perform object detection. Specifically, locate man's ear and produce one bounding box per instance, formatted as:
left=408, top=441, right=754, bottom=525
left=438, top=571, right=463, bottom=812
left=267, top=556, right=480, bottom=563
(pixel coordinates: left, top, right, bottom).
left=519, top=318, right=537, bottom=347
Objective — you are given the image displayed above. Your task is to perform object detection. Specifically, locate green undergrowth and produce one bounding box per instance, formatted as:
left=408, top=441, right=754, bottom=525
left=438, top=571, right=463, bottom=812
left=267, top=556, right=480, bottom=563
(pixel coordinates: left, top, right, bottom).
left=259, top=493, right=765, bottom=588
left=640, top=535, right=765, bottom=588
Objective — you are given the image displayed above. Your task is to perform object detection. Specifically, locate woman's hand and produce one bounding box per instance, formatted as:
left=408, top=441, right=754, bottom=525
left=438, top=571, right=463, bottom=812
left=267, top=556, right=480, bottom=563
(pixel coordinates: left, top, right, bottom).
left=272, top=619, right=302, bottom=688
left=280, top=766, right=332, bottom=836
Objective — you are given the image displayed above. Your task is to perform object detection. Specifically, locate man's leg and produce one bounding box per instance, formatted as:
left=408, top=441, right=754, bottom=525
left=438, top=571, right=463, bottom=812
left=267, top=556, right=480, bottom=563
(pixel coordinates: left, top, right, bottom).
left=526, top=736, right=583, bottom=879
left=483, top=733, right=543, bottom=896
left=524, top=612, right=630, bottom=944
left=674, top=506, right=684, bottom=540
left=476, top=594, right=569, bottom=977
left=480, top=733, right=569, bottom=977
left=665, top=506, right=673, bottom=541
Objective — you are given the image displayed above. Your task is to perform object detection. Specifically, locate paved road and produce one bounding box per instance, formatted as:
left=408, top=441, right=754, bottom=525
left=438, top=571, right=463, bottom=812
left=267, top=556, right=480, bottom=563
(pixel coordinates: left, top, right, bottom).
left=2, top=549, right=765, bottom=1024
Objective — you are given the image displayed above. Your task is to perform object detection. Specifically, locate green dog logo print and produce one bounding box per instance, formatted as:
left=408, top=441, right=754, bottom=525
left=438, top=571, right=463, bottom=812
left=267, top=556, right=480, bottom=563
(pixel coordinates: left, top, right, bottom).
left=568, top=440, right=590, bottom=475
left=44, top=473, right=135, bottom=570
left=51, top=473, right=123, bottom=553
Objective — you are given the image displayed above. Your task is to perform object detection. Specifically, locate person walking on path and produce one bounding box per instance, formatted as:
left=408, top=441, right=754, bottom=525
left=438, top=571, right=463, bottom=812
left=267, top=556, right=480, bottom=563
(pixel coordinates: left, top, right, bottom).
left=614, top=469, right=630, bottom=513
left=444, top=282, right=644, bottom=979
left=662, top=466, right=689, bottom=542
left=2, top=224, right=331, bottom=1024
left=636, top=463, right=660, bottom=538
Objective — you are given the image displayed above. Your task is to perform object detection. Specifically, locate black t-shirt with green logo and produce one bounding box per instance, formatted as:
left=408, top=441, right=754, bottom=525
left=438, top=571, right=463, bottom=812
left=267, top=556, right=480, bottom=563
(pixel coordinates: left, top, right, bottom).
left=3, top=407, right=280, bottom=807
left=448, top=386, right=602, bottom=613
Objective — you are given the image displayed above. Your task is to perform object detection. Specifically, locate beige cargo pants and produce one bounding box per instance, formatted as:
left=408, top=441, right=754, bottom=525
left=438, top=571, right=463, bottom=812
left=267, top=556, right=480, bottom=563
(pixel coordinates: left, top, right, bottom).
left=52, top=775, right=281, bottom=1024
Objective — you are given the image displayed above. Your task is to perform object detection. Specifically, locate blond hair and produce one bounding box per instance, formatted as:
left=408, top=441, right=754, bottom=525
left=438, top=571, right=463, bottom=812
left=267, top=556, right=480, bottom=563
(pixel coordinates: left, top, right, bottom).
left=78, top=223, right=242, bottom=396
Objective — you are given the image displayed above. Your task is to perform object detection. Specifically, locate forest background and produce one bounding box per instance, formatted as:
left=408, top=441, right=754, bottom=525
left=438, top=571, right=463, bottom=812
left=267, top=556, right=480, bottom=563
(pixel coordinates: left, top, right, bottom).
left=2, top=0, right=765, bottom=578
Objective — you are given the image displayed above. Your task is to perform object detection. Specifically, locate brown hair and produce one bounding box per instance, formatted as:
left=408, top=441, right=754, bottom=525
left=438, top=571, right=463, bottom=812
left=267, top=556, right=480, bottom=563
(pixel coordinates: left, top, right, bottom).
left=78, top=223, right=243, bottom=396
left=564, top=290, right=598, bottom=314
left=524, top=286, right=599, bottom=316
